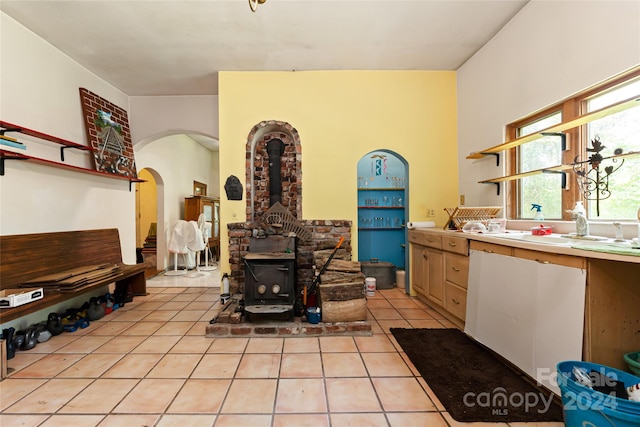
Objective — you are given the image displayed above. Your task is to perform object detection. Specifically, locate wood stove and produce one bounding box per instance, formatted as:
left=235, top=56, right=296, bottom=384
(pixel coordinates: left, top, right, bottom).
left=243, top=235, right=296, bottom=320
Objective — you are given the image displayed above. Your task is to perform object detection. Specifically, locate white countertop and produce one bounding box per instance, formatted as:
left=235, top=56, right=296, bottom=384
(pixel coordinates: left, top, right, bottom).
left=409, top=227, right=640, bottom=264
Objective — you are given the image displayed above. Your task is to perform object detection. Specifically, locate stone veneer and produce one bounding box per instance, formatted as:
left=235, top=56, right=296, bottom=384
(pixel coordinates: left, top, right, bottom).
left=206, top=318, right=371, bottom=338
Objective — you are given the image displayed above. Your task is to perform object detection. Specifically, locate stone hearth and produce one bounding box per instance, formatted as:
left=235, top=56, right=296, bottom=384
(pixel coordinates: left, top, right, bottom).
left=205, top=318, right=372, bottom=338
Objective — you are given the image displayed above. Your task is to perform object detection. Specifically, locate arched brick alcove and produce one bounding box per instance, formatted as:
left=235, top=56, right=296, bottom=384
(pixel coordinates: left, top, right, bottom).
left=245, top=120, right=302, bottom=221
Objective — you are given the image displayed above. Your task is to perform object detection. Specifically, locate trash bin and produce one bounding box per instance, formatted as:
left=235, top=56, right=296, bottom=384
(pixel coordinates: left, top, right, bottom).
left=557, top=360, right=640, bottom=427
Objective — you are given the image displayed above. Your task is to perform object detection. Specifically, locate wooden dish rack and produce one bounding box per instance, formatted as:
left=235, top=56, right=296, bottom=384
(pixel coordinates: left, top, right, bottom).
left=443, top=206, right=502, bottom=230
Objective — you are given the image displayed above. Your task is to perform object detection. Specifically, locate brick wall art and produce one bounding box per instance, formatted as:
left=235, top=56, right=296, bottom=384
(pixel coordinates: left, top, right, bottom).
left=79, top=88, right=137, bottom=177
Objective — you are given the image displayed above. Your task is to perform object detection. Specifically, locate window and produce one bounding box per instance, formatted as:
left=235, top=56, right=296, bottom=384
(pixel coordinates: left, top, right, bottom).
left=507, top=68, right=640, bottom=220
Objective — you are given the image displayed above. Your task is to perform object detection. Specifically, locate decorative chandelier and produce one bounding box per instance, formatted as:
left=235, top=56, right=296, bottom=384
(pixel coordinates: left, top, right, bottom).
left=249, top=0, right=267, bottom=12
left=572, top=136, right=625, bottom=216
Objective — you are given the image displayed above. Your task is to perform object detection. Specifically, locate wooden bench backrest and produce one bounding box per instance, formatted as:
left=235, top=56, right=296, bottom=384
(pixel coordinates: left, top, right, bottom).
left=0, top=228, right=124, bottom=289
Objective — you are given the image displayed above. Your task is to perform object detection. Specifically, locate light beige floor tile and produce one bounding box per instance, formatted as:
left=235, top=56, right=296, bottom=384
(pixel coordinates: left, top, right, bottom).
left=325, top=378, right=381, bottom=412
left=167, top=379, right=230, bottom=413
left=361, top=352, right=413, bottom=377
left=112, top=378, right=184, bottom=413
left=186, top=321, right=210, bottom=335
left=118, top=321, right=165, bottom=335
left=235, top=353, right=281, bottom=378
left=369, top=308, right=404, bottom=320
left=365, top=299, right=393, bottom=309
left=159, top=300, right=191, bottom=311
left=397, top=307, right=435, bottom=319
left=214, top=414, right=271, bottom=427
left=143, top=310, right=179, bottom=321
left=275, top=378, right=327, bottom=413
left=168, top=335, right=213, bottom=353
left=171, top=310, right=207, bottom=321
left=330, top=413, right=388, bottom=427
left=192, top=354, right=241, bottom=378
left=388, top=298, right=422, bottom=309
left=131, top=335, right=181, bottom=353
left=369, top=321, right=384, bottom=334
left=387, top=412, right=448, bottom=426
left=417, top=377, right=446, bottom=411
left=207, top=337, right=248, bottom=353
left=87, top=321, right=135, bottom=336
left=354, top=335, right=396, bottom=352
left=0, top=379, right=48, bottom=410
left=408, top=319, right=448, bottom=329
left=184, top=301, right=215, bottom=310
left=156, top=414, right=216, bottom=427
left=96, top=414, right=160, bottom=427
left=133, top=301, right=168, bottom=311
left=59, top=379, right=138, bottom=413
left=372, top=377, right=436, bottom=411
left=153, top=321, right=196, bottom=335
left=169, top=293, right=200, bottom=302
left=57, top=353, right=124, bottom=378
left=319, top=336, right=357, bottom=352
left=101, top=353, right=163, bottom=378
left=40, top=414, right=106, bottom=427
left=146, top=354, right=202, bottom=378
left=245, top=337, right=284, bottom=353
left=110, top=310, right=151, bottom=322
left=322, top=352, right=367, bottom=377
left=0, top=414, right=50, bottom=426
left=222, top=379, right=277, bottom=413
left=56, top=335, right=113, bottom=353
left=283, top=337, right=319, bottom=353
left=5, top=352, right=46, bottom=373
left=376, top=319, right=412, bottom=332
left=4, top=378, right=91, bottom=413
left=10, top=353, right=84, bottom=378
left=274, top=413, right=330, bottom=427
left=93, top=335, right=146, bottom=353
left=26, top=334, right=79, bottom=353
left=280, top=353, right=322, bottom=378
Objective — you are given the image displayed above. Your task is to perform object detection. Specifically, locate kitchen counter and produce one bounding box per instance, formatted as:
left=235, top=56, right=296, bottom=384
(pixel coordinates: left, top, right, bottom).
left=409, top=227, right=640, bottom=264
left=408, top=226, right=640, bottom=373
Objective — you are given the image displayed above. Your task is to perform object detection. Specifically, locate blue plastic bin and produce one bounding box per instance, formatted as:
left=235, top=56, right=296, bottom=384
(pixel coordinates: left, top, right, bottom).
left=557, top=361, right=640, bottom=427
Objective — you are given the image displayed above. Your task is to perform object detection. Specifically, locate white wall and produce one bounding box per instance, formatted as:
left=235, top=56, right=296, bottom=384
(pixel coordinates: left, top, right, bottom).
left=0, top=12, right=135, bottom=259
left=129, top=95, right=219, bottom=148
left=457, top=0, right=640, bottom=209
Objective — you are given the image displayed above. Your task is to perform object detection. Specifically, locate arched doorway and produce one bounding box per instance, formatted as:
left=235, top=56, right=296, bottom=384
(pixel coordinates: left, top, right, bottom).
left=357, top=150, right=409, bottom=291
left=136, top=167, right=164, bottom=275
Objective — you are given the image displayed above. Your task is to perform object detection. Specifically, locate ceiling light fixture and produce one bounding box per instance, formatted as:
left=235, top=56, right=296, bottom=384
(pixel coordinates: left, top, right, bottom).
left=249, top=0, right=266, bottom=12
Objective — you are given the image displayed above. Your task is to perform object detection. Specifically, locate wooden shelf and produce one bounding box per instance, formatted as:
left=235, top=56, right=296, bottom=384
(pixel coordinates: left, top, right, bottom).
left=0, top=149, right=145, bottom=188
left=467, top=94, right=640, bottom=159
left=478, top=150, right=640, bottom=184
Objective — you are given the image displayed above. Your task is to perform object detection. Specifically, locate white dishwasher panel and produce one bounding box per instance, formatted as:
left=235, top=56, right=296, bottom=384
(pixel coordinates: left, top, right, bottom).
left=465, top=249, right=586, bottom=394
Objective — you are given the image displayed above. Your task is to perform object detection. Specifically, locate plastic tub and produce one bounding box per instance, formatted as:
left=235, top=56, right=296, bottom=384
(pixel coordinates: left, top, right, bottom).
left=624, top=351, right=640, bottom=376
left=306, top=307, right=321, bottom=324
left=557, top=360, right=640, bottom=426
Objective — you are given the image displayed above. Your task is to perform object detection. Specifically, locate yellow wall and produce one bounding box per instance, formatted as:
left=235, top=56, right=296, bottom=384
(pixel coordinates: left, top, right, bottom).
left=218, top=71, right=458, bottom=272
left=137, top=168, right=157, bottom=247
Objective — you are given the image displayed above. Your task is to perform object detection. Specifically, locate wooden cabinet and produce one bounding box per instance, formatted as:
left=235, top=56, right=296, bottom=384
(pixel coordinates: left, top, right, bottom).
left=184, top=196, right=220, bottom=260
left=410, top=229, right=469, bottom=327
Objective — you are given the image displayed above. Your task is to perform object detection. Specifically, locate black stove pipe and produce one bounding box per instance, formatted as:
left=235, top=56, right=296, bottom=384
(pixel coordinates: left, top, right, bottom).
left=266, top=138, right=285, bottom=206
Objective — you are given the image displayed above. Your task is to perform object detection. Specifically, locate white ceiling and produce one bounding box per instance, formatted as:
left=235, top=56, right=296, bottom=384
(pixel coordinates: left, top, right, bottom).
left=1, top=0, right=529, bottom=97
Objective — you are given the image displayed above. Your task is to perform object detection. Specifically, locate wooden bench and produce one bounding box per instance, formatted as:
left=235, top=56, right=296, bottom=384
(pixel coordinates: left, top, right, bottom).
left=0, top=228, right=147, bottom=324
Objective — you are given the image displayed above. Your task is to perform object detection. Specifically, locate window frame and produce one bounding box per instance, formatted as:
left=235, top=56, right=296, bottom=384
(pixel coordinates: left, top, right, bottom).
left=505, top=67, right=640, bottom=221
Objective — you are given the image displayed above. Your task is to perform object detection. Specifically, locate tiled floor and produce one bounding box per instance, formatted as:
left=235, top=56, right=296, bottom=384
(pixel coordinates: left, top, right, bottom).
left=0, top=275, right=564, bottom=427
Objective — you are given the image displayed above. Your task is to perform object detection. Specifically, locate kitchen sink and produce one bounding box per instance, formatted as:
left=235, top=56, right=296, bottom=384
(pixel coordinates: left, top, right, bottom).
left=490, top=232, right=572, bottom=246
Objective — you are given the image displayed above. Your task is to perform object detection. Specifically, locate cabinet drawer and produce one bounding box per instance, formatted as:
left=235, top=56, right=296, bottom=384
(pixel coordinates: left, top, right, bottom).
left=470, top=240, right=513, bottom=256
left=408, top=231, right=442, bottom=249
left=445, top=252, right=469, bottom=289
left=444, top=282, right=467, bottom=321
left=442, top=235, right=468, bottom=255
left=513, top=248, right=586, bottom=269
